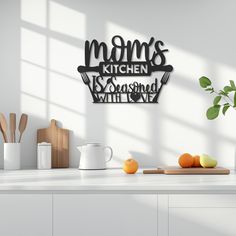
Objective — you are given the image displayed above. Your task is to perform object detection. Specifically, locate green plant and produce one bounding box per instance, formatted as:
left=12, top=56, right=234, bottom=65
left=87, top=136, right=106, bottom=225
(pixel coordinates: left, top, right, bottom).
left=199, top=76, right=236, bottom=120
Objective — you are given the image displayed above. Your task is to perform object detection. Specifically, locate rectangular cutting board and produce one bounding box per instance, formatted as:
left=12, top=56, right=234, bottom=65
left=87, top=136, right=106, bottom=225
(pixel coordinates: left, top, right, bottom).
left=37, top=119, right=69, bottom=168
left=143, top=166, right=230, bottom=175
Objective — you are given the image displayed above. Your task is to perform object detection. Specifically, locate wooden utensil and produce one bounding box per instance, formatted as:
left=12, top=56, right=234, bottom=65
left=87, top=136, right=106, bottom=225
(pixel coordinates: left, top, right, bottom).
left=37, top=119, right=69, bottom=168
left=18, top=113, right=28, bottom=142
left=0, top=113, right=8, bottom=143
left=9, top=113, right=16, bottom=143
left=143, top=166, right=230, bottom=175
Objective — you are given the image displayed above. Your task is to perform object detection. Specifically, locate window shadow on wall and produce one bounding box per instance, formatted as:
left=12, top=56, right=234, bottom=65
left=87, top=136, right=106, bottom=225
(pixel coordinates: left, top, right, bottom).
left=16, top=0, right=236, bottom=168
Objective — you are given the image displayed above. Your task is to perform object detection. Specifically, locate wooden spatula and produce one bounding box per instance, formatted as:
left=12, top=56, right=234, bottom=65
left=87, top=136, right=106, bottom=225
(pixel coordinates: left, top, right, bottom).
left=9, top=113, right=16, bottom=143
left=18, top=113, right=28, bottom=142
left=0, top=113, right=8, bottom=143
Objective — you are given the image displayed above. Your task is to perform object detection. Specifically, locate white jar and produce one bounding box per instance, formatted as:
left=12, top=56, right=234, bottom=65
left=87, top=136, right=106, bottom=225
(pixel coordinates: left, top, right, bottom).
left=37, top=142, right=51, bottom=169
left=4, top=143, right=21, bottom=170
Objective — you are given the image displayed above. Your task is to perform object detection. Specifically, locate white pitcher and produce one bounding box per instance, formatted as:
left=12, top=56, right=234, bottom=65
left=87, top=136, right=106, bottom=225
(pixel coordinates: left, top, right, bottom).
left=77, top=143, right=113, bottom=170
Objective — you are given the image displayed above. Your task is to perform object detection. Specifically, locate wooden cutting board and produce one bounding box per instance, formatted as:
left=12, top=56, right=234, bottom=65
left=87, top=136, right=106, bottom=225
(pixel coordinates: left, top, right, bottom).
left=143, top=166, right=230, bottom=175
left=37, top=119, right=69, bottom=168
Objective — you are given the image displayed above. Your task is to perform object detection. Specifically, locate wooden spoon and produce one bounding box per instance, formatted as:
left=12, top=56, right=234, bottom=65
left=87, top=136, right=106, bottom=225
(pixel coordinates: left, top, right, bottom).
left=0, top=113, right=8, bottom=143
left=10, top=113, right=16, bottom=143
left=18, top=113, right=28, bottom=143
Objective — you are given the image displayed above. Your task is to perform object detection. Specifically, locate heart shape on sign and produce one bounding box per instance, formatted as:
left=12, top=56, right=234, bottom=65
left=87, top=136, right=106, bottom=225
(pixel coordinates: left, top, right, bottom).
left=130, top=92, right=141, bottom=102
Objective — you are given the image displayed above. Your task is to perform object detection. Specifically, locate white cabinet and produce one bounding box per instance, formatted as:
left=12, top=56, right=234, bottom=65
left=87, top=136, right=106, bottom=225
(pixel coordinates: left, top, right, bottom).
left=168, top=194, right=236, bottom=236
left=53, top=194, right=157, bottom=236
left=1, top=192, right=236, bottom=236
left=0, top=194, right=52, bottom=236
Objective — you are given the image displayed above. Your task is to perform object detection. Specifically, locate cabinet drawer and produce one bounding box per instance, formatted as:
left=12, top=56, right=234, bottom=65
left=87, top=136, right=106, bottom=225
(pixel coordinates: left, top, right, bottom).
left=0, top=194, right=52, bottom=236
left=169, top=207, right=236, bottom=236
left=169, top=194, right=236, bottom=208
left=53, top=194, right=157, bottom=236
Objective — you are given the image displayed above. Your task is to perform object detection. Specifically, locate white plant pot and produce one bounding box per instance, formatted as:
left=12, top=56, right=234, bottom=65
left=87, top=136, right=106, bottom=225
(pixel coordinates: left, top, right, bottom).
left=4, top=143, right=21, bottom=170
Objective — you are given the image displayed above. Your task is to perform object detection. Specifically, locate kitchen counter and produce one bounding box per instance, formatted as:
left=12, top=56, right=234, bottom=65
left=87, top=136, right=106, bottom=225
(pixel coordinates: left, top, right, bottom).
left=1, top=168, right=236, bottom=236
left=0, top=168, right=236, bottom=192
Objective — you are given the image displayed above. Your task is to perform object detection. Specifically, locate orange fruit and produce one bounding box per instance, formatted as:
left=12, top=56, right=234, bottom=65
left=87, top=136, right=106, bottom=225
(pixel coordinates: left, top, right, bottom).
left=192, top=155, right=201, bottom=167
left=178, top=153, right=194, bottom=168
left=123, top=159, right=139, bottom=174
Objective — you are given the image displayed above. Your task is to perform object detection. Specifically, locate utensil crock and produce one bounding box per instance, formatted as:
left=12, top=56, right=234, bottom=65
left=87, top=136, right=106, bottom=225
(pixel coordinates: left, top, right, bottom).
left=4, top=143, right=21, bottom=170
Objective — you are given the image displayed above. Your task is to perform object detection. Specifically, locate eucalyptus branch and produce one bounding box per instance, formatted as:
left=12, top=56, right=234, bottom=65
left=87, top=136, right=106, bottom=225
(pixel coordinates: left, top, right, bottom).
left=199, top=76, right=236, bottom=119
left=212, top=89, right=234, bottom=107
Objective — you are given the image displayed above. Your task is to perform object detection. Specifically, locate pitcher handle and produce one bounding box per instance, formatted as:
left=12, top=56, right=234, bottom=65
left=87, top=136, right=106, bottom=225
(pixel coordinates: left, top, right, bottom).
left=104, top=146, right=113, bottom=162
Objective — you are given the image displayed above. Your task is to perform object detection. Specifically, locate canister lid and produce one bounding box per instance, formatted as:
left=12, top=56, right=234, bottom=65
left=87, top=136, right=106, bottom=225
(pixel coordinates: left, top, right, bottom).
left=38, top=142, right=51, bottom=146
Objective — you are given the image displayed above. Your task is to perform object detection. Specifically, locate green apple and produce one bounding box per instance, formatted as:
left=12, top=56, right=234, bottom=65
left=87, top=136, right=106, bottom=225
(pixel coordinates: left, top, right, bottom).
left=200, top=154, right=217, bottom=168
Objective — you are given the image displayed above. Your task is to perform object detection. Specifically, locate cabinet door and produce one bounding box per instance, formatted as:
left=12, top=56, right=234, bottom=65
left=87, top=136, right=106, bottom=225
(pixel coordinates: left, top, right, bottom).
left=0, top=194, right=52, bottom=236
left=53, top=194, right=157, bottom=236
left=169, top=194, right=236, bottom=236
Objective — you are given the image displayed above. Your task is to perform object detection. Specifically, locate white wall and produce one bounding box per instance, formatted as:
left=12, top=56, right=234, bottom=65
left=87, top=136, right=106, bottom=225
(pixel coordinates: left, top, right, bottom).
left=1, top=0, right=236, bottom=169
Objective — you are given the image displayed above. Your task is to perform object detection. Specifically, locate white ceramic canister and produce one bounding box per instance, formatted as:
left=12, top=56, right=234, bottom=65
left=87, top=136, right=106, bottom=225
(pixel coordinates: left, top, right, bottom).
left=37, top=142, right=51, bottom=169
left=4, top=143, right=21, bottom=170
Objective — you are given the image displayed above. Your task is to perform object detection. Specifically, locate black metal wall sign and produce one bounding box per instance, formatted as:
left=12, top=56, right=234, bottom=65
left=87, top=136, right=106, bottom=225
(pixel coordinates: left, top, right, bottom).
left=77, top=35, right=173, bottom=103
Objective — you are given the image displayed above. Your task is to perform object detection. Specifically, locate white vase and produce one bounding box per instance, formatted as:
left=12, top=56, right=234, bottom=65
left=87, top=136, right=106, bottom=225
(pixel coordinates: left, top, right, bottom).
left=4, top=143, right=21, bottom=170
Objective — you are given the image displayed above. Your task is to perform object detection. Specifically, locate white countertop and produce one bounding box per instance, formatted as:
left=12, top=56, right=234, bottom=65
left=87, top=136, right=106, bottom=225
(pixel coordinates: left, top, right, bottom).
left=0, top=168, right=236, bottom=192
